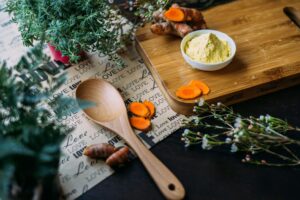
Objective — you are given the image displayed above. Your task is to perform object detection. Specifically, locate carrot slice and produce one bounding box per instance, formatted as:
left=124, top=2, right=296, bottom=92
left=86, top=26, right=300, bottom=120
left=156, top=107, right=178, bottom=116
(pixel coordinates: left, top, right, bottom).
left=176, top=85, right=202, bottom=99
left=188, top=80, right=210, bottom=95
left=128, top=102, right=149, bottom=118
left=143, top=101, right=155, bottom=119
left=129, top=117, right=151, bottom=131
left=164, top=7, right=185, bottom=22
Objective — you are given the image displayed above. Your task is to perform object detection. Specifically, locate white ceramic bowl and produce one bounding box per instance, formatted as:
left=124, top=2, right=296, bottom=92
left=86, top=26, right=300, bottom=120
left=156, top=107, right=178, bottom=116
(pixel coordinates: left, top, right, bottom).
left=180, top=30, right=236, bottom=71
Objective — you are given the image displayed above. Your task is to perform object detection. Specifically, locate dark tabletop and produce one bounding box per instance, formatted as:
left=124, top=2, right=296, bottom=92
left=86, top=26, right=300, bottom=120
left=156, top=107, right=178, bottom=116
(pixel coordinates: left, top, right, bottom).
left=78, top=84, right=300, bottom=200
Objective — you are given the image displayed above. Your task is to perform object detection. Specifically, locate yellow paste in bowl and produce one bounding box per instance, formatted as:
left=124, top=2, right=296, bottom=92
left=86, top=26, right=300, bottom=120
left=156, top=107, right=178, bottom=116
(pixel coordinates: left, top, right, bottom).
left=185, top=33, right=230, bottom=63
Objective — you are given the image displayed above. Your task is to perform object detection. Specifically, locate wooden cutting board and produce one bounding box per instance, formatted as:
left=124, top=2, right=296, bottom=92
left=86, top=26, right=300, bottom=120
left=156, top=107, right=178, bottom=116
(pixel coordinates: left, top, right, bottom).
left=136, top=0, right=300, bottom=115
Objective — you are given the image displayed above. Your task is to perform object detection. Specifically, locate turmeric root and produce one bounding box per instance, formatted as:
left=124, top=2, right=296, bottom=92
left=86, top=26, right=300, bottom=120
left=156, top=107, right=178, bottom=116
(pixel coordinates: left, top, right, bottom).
left=106, top=146, right=130, bottom=167
left=83, top=143, right=116, bottom=159
left=151, top=4, right=207, bottom=38
left=150, top=22, right=174, bottom=35
left=164, top=7, right=185, bottom=22
left=176, top=85, right=202, bottom=100
left=170, top=22, right=193, bottom=38
left=143, top=101, right=155, bottom=118
left=190, top=21, right=207, bottom=30
left=188, top=80, right=210, bottom=95
left=151, top=21, right=193, bottom=37
left=129, top=116, right=151, bottom=131
left=166, top=3, right=205, bottom=23
left=128, top=102, right=149, bottom=118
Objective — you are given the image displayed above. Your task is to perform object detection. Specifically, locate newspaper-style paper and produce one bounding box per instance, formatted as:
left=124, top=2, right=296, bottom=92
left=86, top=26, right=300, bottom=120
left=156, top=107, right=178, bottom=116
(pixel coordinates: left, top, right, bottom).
left=0, top=3, right=184, bottom=200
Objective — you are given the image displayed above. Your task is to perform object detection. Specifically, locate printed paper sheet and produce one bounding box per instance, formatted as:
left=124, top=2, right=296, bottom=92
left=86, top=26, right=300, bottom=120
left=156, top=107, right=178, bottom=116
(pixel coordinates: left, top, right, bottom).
left=0, top=3, right=184, bottom=199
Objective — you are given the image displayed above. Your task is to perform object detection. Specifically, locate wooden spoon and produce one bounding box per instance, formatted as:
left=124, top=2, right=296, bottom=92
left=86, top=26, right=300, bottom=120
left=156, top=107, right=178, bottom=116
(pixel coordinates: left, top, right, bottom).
left=76, top=79, right=185, bottom=200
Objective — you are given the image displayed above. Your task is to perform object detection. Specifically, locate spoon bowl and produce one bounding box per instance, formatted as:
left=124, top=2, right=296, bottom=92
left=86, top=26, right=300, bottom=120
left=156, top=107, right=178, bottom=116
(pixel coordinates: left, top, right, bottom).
left=76, top=79, right=125, bottom=122
left=76, top=79, right=185, bottom=200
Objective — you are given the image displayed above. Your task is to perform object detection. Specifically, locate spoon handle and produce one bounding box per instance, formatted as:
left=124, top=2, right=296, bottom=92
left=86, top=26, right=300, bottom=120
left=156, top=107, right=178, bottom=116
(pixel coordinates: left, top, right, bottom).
left=125, top=127, right=185, bottom=200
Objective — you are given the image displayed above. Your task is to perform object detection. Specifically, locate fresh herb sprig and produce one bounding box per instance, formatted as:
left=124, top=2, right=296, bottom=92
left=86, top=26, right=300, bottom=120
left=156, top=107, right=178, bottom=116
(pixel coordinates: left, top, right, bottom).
left=5, top=0, right=168, bottom=63
left=0, top=45, right=74, bottom=199
left=182, top=99, right=300, bottom=167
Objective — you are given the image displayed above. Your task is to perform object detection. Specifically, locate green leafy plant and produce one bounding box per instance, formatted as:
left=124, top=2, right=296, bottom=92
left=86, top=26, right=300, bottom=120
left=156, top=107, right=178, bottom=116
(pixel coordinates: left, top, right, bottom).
left=0, top=45, right=74, bottom=199
left=182, top=99, right=300, bottom=167
left=5, top=0, right=168, bottom=63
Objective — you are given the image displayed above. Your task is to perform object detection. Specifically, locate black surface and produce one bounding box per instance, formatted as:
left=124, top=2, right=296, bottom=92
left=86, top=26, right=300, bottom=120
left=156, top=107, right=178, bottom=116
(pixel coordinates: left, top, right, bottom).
left=78, top=85, right=300, bottom=200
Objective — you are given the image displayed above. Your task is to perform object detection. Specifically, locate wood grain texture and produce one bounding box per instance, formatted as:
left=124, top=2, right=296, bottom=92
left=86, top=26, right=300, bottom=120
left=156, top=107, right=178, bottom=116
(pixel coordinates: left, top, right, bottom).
left=76, top=79, right=185, bottom=200
left=136, top=0, right=300, bottom=115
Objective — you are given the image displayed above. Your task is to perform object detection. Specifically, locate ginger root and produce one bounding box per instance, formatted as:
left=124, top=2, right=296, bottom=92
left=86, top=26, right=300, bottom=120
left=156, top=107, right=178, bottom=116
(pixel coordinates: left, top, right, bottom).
left=151, top=3, right=207, bottom=38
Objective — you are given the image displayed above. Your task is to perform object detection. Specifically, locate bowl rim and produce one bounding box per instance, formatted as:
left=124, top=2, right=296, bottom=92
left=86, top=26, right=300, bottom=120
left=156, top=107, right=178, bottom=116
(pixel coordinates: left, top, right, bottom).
left=180, top=29, right=236, bottom=66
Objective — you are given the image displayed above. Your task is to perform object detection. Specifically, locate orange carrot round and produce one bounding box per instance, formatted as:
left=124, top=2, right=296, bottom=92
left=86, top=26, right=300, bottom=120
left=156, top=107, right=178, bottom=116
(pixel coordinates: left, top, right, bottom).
left=164, top=7, right=185, bottom=22
left=188, top=80, right=210, bottom=95
left=143, top=101, right=156, bottom=119
left=129, top=116, right=151, bottom=131
left=106, top=146, right=130, bottom=167
left=176, top=85, right=202, bottom=99
left=128, top=102, right=149, bottom=118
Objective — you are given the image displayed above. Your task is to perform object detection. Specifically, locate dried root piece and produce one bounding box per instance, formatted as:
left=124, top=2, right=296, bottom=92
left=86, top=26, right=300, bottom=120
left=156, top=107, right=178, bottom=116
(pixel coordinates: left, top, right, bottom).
left=151, top=21, right=192, bottom=38
left=150, top=4, right=207, bottom=38
left=150, top=22, right=174, bottom=35
left=106, top=146, right=130, bottom=167
left=83, top=143, right=117, bottom=159
left=169, top=3, right=205, bottom=22
left=170, top=22, right=193, bottom=38
left=190, top=21, right=207, bottom=30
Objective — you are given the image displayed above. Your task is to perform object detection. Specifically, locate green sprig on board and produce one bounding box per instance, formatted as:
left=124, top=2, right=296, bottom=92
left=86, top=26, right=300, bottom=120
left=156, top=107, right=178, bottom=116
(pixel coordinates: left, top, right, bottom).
left=5, top=0, right=168, bottom=63
left=0, top=45, right=74, bottom=199
left=182, top=99, right=300, bottom=167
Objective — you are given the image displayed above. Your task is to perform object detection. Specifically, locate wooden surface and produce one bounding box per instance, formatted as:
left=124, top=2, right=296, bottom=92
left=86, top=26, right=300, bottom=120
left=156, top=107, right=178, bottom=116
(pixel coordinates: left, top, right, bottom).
left=136, top=0, right=300, bottom=115
left=76, top=79, right=185, bottom=200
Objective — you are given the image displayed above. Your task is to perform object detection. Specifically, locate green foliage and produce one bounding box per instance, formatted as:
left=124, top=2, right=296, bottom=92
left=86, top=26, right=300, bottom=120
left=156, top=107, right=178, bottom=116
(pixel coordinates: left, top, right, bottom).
left=182, top=99, right=300, bottom=167
left=5, top=0, right=167, bottom=63
left=0, top=45, right=74, bottom=199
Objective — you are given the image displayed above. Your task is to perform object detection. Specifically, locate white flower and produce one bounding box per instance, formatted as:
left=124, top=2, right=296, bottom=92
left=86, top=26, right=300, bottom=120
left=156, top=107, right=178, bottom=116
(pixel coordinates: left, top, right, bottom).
left=225, top=138, right=232, bottom=144
left=265, top=126, right=271, bottom=133
left=234, top=117, right=242, bottom=128
left=233, top=134, right=240, bottom=142
left=259, top=115, right=265, bottom=120
left=198, top=98, right=205, bottom=106
left=183, top=129, right=189, bottom=136
left=238, top=130, right=244, bottom=136
left=190, top=116, right=200, bottom=124
left=217, top=102, right=221, bottom=107
left=230, top=143, right=238, bottom=152
left=265, top=114, right=271, bottom=121
left=202, top=135, right=212, bottom=150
